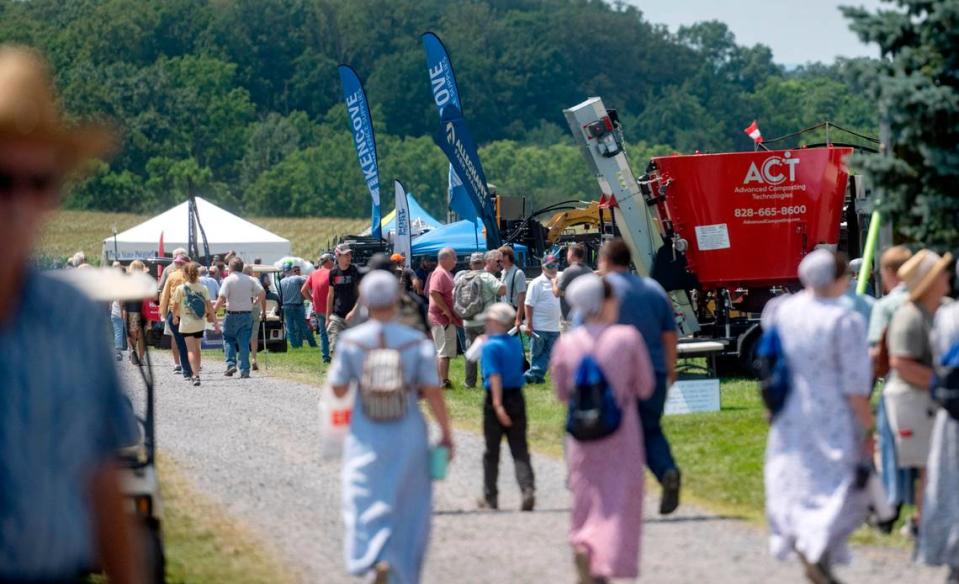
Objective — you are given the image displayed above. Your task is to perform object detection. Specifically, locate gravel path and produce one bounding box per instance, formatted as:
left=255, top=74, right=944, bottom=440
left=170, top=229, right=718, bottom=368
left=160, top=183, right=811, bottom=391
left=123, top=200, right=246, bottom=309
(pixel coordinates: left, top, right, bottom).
left=122, top=353, right=944, bottom=583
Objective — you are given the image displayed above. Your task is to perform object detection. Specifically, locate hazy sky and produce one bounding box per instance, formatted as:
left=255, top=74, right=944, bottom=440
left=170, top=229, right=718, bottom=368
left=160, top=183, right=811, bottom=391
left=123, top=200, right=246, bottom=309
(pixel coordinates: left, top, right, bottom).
left=627, top=0, right=885, bottom=65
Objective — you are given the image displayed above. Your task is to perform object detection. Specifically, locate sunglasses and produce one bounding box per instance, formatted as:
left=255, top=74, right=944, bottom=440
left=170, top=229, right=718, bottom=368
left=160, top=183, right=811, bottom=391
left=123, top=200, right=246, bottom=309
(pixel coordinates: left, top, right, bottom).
left=544, top=263, right=559, bottom=270
left=0, top=168, right=61, bottom=197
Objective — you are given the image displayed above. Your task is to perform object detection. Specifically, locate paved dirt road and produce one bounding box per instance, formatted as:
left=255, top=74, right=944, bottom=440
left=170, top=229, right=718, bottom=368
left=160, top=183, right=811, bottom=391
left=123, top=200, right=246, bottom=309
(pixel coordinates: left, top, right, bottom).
left=124, top=355, right=943, bottom=583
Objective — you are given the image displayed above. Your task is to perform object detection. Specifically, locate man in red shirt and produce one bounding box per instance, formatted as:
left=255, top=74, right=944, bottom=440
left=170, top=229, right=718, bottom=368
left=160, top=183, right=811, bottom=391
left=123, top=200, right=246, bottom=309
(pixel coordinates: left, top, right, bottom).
left=302, top=252, right=334, bottom=363
left=428, top=247, right=462, bottom=388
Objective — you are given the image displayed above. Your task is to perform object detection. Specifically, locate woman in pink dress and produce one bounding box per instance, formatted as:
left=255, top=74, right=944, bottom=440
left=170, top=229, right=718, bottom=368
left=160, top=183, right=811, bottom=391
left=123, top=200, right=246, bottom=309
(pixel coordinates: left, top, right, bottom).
left=550, top=274, right=655, bottom=584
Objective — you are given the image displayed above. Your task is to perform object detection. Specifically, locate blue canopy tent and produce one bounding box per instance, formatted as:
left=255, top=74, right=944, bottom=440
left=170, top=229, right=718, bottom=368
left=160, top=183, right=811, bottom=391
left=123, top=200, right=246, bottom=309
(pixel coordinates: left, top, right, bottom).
left=412, top=220, right=527, bottom=264
left=361, top=192, right=442, bottom=237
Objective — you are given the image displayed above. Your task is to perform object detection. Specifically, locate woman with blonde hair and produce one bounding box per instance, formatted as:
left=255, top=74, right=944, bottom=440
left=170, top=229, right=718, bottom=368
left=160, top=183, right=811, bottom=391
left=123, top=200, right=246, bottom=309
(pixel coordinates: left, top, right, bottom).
left=123, top=259, right=148, bottom=364
left=172, top=262, right=217, bottom=386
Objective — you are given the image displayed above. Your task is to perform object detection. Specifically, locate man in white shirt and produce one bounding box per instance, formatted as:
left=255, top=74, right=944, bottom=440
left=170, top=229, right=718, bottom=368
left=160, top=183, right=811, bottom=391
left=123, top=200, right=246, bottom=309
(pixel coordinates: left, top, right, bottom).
left=523, top=253, right=562, bottom=384
left=213, top=257, right=265, bottom=378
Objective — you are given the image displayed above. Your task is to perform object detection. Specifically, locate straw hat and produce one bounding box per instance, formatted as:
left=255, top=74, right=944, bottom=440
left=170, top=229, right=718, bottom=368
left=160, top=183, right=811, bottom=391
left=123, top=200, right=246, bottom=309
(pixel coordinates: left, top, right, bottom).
left=0, top=46, right=115, bottom=174
left=898, top=249, right=953, bottom=301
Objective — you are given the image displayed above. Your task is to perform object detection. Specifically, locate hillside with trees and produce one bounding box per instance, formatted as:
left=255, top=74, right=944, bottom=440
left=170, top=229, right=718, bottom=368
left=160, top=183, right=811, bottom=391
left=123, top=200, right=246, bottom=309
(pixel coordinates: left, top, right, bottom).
left=0, top=0, right=879, bottom=218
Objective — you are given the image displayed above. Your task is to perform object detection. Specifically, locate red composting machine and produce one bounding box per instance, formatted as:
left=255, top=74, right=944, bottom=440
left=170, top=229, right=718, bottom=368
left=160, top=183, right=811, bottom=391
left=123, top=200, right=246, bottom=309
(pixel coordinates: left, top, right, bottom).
left=564, top=97, right=873, bottom=373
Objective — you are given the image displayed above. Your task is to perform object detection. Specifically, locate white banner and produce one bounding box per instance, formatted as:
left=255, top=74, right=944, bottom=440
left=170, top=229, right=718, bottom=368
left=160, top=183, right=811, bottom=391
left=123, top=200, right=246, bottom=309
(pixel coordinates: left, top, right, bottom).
left=393, top=180, right=412, bottom=267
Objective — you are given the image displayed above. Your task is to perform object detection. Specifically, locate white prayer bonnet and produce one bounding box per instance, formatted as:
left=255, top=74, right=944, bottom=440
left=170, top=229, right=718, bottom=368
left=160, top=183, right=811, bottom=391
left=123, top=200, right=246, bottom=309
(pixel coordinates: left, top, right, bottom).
left=360, top=270, right=399, bottom=309
left=798, top=248, right=837, bottom=290
left=566, top=273, right=605, bottom=318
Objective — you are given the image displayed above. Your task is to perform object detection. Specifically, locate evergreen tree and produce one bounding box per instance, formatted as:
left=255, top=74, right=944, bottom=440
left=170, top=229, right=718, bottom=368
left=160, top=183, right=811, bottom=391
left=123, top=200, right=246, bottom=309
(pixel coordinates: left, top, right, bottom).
left=844, top=0, right=959, bottom=248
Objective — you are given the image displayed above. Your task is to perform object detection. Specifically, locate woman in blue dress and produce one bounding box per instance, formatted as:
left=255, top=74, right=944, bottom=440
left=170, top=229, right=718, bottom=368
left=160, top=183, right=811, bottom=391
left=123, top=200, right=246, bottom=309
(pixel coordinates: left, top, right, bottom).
left=327, top=270, right=455, bottom=583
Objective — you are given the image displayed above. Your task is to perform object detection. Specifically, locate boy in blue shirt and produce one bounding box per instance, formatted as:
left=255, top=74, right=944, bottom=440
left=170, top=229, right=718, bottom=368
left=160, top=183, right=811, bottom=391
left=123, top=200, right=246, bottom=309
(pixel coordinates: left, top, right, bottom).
left=478, top=303, right=536, bottom=511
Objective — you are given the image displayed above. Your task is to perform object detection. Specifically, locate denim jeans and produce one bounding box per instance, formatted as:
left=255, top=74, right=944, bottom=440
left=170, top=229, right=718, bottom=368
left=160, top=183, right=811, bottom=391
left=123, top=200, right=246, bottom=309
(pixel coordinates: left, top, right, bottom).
left=166, top=312, right=193, bottom=378
left=223, top=312, right=253, bottom=374
left=283, top=304, right=316, bottom=349
left=524, top=330, right=559, bottom=383
left=314, top=314, right=330, bottom=360
left=111, top=314, right=127, bottom=351
left=464, top=325, right=484, bottom=387
left=638, top=373, right=678, bottom=483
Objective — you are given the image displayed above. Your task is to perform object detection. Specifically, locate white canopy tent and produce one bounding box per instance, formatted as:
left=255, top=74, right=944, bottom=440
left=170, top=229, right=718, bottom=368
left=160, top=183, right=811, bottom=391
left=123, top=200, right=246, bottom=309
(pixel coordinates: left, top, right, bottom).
left=102, top=197, right=291, bottom=264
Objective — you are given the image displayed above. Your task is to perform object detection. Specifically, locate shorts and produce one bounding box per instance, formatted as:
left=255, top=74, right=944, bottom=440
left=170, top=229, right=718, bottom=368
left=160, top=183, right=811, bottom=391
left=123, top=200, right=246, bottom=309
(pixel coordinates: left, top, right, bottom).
left=127, top=313, right=144, bottom=334
left=885, top=388, right=937, bottom=468
left=181, top=330, right=205, bottom=339
left=431, top=323, right=457, bottom=359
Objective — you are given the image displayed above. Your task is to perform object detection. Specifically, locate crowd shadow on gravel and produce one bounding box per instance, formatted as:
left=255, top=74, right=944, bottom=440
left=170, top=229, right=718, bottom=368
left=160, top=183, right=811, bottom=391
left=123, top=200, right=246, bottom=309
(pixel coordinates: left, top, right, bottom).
left=644, top=514, right=744, bottom=525
left=435, top=508, right=571, bottom=516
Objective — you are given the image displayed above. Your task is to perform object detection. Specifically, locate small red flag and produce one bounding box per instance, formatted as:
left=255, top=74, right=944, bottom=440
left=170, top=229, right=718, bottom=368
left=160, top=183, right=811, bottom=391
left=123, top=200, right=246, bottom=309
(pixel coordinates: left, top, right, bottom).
left=157, top=231, right=165, bottom=280
left=744, top=120, right=763, bottom=143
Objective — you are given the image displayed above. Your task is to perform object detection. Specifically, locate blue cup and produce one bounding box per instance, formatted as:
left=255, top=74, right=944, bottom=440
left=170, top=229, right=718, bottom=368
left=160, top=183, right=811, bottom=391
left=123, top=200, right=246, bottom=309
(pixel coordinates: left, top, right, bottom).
left=430, top=445, right=449, bottom=481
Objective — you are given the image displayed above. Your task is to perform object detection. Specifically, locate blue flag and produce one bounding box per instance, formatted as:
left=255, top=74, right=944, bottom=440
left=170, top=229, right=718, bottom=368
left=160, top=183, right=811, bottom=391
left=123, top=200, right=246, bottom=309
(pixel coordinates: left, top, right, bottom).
left=422, top=32, right=500, bottom=248
left=337, top=64, right=382, bottom=239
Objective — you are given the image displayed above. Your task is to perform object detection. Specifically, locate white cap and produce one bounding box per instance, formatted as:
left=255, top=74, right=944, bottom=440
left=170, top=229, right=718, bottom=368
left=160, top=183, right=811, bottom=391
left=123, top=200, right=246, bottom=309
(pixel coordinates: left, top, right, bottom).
left=566, top=273, right=605, bottom=317
left=480, top=302, right=516, bottom=327
left=798, top=248, right=836, bottom=289
left=360, top=270, right=399, bottom=309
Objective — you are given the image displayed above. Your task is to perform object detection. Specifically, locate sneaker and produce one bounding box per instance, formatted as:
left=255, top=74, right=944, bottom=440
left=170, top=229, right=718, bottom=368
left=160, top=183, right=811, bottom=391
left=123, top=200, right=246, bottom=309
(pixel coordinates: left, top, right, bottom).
left=443, top=379, right=453, bottom=390
left=322, top=357, right=331, bottom=364
left=240, top=371, right=250, bottom=379
left=659, top=468, right=682, bottom=515
left=192, top=376, right=201, bottom=387
left=252, top=361, right=259, bottom=371
left=130, top=352, right=140, bottom=366
left=224, top=366, right=237, bottom=377
left=173, top=365, right=182, bottom=374
left=521, top=489, right=536, bottom=512
left=115, top=350, right=123, bottom=361
left=476, top=495, right=498, bottom=510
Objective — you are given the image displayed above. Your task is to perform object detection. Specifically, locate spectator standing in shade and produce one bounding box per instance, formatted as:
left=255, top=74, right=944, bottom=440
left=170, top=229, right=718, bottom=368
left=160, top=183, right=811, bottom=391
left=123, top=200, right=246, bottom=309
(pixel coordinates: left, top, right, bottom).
left=524, top=253, right=562, bottom=384
left=459, top=251, right=506, bottom=388
left=303, top=252, right=334, bottom=363
left=159, top=254, right=193, bottom=380
left=866, top=245, right=915, bottom=521
left=498, top=245, right=527, bottom=329
left=477, top=302, right=535, bottom=512
left=280, top=264, right=316, bottom=349
left=327, top=244, right=360, bottom=355
left=428, top=247, right=462, bottom=389
left=213, top=257, right=265, bottom=378
left=600, top=238, right=682, bottom=515
left=0, top=45, right=140, bottom=583
left=550, top=274, right=655, bottom=584
left=884, top=249, right=952, bottom=537
left=553, top=243, right=591, bottom=331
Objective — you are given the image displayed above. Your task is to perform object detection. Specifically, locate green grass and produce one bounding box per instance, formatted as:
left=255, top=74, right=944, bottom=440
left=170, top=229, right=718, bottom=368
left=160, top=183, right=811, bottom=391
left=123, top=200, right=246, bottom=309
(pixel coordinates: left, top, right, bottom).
left=39, top=209, right=366, bottom=264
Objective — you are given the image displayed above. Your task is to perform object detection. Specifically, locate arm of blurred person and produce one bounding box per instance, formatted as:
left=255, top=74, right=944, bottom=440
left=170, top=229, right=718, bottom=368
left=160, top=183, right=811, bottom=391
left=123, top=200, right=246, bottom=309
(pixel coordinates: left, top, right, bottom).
left=524, top=304, right=534, bottom=335
left=515, top=292, right=526, bottom=325
left=663, top=330, right=678, bottom=386
left=412, top=275, right=423, bottom=295
left=212, top=293, right=225, bottom=312
left=91, top=462, right=141, bottom=584
left=847, top=394, right=875, bottom=455
left=422, top=385, right=455, bottom=461
left=300, top=279, right=311, bottom=302
left=430, top=291, right=459, bottom=326
left=890, top=356, right=934, bottom=389
left=325, top=287, right=334, bottom=320
left=489, top=373, right=512, bottom=427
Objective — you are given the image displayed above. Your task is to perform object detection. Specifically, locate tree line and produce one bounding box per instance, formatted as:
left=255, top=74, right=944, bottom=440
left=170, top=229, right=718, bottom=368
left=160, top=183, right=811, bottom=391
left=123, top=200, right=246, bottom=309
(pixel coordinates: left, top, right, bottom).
left=0, top=0, right=879, bottom=219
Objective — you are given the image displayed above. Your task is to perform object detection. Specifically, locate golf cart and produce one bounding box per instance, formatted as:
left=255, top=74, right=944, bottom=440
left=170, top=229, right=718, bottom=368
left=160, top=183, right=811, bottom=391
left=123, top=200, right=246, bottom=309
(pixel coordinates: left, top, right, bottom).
left=55, top=267, right=166, bottom=583
left=251, top=264, right=288, bottom=353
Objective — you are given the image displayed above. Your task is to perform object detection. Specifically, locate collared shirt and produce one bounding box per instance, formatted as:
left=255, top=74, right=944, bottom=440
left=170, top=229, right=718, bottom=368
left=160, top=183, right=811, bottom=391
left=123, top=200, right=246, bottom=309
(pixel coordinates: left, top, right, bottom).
left=427, top=266, right=455, bottom=326
left=218, top=272, right=264, bottom=312
left=279, top=274, right=306, bottom=306
left=607, top=271, right=677, bottom=374
left=158, top=268, right=187, bottom=315
left=867, top=283, right=909, bottom=345
left=199, top=276, right=219, bottom=302
left=481, top=334, right=525, bottom=390
left=306, top=267, right=331, bottom=313
left=1, top=270, right=134, bottom=579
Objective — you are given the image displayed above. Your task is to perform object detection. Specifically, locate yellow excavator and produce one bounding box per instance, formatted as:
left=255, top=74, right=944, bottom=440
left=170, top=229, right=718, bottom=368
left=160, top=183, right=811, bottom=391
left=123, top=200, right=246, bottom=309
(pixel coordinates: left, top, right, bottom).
left=542, top=201, right=608, bottom=244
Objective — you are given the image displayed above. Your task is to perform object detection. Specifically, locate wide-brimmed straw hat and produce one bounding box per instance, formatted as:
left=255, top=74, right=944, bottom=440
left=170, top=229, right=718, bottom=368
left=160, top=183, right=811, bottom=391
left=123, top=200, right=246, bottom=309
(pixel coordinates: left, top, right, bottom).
left=898, top=249, right=953, bottom=301
left=0, top=46, right=116, bottom=175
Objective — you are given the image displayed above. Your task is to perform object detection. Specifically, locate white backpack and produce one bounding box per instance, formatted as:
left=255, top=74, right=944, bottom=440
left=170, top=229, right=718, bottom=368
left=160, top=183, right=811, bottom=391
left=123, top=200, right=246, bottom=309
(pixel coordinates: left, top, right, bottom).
left=357, top=332, right=419, bottom=422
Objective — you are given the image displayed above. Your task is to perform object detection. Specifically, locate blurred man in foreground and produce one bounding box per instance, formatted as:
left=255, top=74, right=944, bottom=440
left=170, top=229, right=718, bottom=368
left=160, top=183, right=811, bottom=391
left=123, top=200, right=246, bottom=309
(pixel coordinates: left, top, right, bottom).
left=0, top=46, right=140, bottom=583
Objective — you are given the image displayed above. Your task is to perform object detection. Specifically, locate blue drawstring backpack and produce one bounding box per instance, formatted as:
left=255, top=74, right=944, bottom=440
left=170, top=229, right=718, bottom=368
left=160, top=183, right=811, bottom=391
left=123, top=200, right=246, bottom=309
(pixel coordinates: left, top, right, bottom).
left=757, top=326, right=791, bottom=418
left=566, top=352, right=622, bottom=441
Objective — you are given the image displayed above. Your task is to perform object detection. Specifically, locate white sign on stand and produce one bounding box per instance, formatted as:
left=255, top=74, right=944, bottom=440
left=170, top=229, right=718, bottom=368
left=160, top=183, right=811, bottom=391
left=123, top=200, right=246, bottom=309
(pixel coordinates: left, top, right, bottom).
left=664, top=378, right=721, bottom=415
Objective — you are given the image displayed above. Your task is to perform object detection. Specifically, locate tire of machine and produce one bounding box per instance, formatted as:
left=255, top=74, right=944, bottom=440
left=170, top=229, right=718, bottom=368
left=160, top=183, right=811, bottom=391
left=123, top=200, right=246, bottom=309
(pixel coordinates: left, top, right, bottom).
left=142, top=521, right=165, bottom=584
